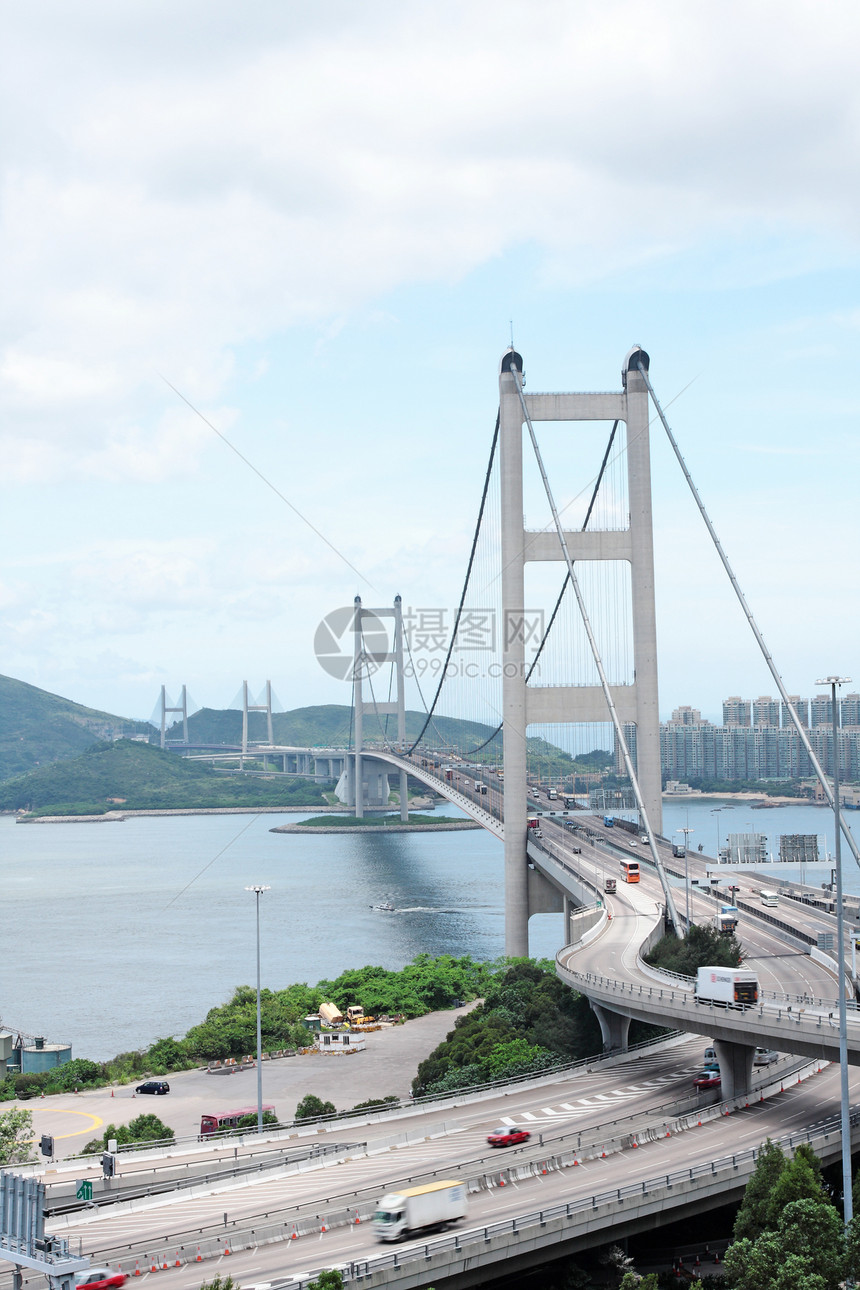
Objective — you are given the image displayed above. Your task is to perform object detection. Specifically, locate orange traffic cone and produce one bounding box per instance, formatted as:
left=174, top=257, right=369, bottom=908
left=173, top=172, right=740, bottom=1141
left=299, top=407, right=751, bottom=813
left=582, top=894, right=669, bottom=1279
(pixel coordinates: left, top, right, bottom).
left=195, top=1248, right=202, bottom=1263
left=174, top=1253, right=181, bottom=1267
left=133, top=1262, right=141, bottom=1277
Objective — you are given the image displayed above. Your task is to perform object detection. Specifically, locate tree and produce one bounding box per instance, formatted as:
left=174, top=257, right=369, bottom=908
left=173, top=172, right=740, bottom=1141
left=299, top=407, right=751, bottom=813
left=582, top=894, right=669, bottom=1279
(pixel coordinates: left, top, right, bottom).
left=305, top=1273, right=343, bottom=1290
left=724, top=1197, right=845, bottom=1290
left=295, top=1094, right=336, bottom=1121
left=236, top=1111, right=278, bottom=1129
left=732, top=1139, right=786, bottom=1241
left=82, top=1113, right=174, bottom=1154
left=764, top=1151, right=826, bottom=1226
left=0, top=1108, right=35, bottom=1166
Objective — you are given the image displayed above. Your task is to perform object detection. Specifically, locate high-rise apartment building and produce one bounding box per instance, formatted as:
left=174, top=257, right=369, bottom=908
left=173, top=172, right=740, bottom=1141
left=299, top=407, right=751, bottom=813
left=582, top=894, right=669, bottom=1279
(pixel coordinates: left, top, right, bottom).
left=752, top=696, right=780, bottom=727
left=722, top=696, right=751, bottom=727
left=841, top=694, right=860, bottom=727
left=810, top=695, right=834, bottom=727
left=781, top=696, right=808, bottom=728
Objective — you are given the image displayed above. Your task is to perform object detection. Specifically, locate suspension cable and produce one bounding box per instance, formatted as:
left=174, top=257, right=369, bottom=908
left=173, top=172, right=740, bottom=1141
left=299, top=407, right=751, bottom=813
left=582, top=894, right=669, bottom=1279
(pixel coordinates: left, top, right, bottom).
left=512, top=367, right=683, bottom=936
left=639, top=362, right=860, bottom=871
left=454, top=419, right=620, bottom=761
left=405, top=411, right=501, bottom=754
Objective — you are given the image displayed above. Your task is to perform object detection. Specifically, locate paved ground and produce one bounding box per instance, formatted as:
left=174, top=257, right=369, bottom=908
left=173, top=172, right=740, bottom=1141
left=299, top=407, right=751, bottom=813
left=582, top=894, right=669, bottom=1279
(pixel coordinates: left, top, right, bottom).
left=20, top=1004, right=478, bottom=1158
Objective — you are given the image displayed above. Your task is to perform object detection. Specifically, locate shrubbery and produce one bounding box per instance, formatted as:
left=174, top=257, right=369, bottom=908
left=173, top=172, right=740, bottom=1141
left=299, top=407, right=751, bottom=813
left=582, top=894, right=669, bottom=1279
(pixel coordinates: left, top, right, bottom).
left=645, top=923, right=743, bottom=977
left=81, top=1113, right=174, bottom=1154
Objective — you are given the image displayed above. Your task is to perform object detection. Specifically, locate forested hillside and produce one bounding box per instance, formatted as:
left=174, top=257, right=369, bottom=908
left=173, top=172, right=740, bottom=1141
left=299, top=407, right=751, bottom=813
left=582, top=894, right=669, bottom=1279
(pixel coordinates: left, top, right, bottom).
left=0, top=739, right=330, bottom=815
left=0, top=674, right=153, bottom=781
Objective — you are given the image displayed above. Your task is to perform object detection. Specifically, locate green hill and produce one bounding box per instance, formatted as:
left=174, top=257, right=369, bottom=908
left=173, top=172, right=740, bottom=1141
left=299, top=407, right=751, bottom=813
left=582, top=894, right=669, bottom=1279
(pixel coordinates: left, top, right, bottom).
left=0, top=739, right=331, bottom=816
left=171, top=704, right=504, bottom=754
left=0, top=674, right=153, bottom=782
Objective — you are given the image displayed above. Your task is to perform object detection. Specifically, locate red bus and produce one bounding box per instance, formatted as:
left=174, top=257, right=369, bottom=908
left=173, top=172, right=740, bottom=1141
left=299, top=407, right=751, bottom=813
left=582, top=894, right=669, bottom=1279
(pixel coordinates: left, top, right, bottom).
left=200, top=1104, right=277, bottom=1135
left=620, top=860, right=640, bottom=883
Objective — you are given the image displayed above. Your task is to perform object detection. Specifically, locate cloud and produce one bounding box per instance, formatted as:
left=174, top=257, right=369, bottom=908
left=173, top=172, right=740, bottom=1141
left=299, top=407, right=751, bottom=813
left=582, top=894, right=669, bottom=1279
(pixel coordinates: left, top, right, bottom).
left=2, top=1, right=860, bottom=480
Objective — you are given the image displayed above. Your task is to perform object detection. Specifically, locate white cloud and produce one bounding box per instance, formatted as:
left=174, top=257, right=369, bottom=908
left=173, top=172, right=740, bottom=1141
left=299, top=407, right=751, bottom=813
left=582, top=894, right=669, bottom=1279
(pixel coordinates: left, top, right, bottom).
left=2, top=1, right=860, bottom=481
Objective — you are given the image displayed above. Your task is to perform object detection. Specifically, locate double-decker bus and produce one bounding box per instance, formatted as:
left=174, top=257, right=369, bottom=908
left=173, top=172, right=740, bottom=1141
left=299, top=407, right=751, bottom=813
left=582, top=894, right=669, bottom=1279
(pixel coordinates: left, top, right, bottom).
left=200, top=1104, right=277, bottom=1135
left=620, top=859, right=640, bottom=883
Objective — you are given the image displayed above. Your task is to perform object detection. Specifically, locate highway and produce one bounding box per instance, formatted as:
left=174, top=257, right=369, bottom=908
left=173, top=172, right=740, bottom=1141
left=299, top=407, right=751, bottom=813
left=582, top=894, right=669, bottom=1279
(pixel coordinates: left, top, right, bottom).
left=13, top=1052, right=857, bottom=1290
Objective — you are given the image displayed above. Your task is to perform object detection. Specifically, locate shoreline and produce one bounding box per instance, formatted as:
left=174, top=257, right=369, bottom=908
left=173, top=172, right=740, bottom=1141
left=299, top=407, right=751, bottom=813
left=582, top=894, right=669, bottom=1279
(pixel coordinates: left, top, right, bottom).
left=11, top=799, right=443, bottom=825
left=663, top=791, right=823, bottom=807
left=271, top=820, right=481, bottom=834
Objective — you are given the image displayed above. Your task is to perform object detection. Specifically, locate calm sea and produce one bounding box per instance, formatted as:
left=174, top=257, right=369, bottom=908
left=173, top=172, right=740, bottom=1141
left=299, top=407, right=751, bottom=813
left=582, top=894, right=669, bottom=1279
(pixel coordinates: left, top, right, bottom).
left=1, top=809, right=561, bottom=1060
left=5, top=798, right=858, bottom=1061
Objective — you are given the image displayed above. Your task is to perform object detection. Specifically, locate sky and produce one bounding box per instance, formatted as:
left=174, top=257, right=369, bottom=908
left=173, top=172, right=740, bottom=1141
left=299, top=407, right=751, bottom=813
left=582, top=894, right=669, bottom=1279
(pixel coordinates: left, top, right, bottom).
left=1, top=0, right=859, bottom=730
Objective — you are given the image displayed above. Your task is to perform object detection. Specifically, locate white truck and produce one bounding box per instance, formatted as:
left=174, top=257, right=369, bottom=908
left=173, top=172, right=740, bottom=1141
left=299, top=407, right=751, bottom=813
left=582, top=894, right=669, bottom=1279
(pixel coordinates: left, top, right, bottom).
left=695, top=966, right=758, bottom=1008
left=373, top=1179, right=467, bottom=1241
left=713, top=905, right=739, bottom=935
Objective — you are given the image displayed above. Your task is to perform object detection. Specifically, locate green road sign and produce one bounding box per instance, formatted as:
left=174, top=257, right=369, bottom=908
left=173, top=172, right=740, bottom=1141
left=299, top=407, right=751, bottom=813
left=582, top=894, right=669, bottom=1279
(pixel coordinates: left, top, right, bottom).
left=75, top=1180, right=93, bottom=1201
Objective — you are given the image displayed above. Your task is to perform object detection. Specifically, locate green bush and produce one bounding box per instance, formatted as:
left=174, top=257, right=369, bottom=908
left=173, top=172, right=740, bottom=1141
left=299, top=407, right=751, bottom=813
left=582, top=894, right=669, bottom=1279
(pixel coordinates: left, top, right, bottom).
left=352, top=1096, right=399, bottom=1111
left=645, top=923, right=743, bottom=976
left=235, top=1110, right=278, bottom=1129
left=295, top=1094, right=336, bottom=1121
left=81, top=1113, right=174, bottom=1154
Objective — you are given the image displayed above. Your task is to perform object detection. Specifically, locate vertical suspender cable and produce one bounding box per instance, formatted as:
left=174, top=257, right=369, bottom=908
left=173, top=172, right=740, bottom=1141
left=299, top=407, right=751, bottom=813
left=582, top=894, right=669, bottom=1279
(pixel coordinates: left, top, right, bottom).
left=512, top=370, right=683, bottom=936
left=638, top=363, right=860, bottom=872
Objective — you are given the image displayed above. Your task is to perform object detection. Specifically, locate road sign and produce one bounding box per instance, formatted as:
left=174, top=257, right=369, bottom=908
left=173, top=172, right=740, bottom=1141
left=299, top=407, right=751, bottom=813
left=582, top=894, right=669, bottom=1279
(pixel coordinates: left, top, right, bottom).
left=817, top=932, right=835, bottom=952
left=75, top=1181, right=93, bottom=1202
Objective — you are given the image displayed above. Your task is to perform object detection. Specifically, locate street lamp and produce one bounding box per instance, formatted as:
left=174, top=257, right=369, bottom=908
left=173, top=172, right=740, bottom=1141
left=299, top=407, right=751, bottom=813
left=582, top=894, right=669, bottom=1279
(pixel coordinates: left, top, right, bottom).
left=816, top=675, right=852, bottom=1227
left=245, top=884, right=271, bottom=1131
left=710, top=806, right=733, bottom=861
left=676, top=828, right=694, bottom=928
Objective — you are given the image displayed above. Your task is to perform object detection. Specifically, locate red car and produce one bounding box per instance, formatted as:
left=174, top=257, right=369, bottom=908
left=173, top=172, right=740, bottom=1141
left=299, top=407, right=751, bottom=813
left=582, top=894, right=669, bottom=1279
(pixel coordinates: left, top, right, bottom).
left=75, top=1269, right=126, bottom=1290
left=487, top=1126, right=531, bottom=1147
left=694, top=1071, right=721, bottom=1091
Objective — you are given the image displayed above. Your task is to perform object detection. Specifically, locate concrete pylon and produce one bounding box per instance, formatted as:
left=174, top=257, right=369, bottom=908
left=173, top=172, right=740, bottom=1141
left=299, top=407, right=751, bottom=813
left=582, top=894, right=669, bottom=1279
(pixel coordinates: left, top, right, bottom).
left=351, top=596, right=408, bottom=819
left=499, top=347, right=663, bottom=956
left=159, top=685, right=188, bottom=749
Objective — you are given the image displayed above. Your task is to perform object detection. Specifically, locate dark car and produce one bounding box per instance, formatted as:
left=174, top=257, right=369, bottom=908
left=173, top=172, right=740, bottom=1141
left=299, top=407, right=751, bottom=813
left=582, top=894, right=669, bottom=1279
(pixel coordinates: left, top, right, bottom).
left=487, top=1126, right=531, bottom=1147
left=135, top=1080, right=170, bottom=1096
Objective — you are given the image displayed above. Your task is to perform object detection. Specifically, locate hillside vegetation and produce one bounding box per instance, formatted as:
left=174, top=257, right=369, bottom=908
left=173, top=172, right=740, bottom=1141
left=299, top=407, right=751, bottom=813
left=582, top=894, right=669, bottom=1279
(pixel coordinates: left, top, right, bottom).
left=0, top=740, right=330, bottom=815
left=0, top=674, right=152, bottom=782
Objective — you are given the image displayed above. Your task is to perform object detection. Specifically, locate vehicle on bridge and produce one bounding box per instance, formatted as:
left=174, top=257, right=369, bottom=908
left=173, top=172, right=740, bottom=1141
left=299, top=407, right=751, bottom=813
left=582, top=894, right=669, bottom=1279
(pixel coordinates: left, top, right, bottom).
left=603, top=815, right=614, bottom=827
left=620, top=859, right=640, bottom=883
left=373, top=1179, right=467, bottom=1242
left=75, top=1268, right=126, bottom=1290
left=760, top=888, right=780, bottom=907
left=713, top=906, right=739, bottom=934
left=200, top=1104, right=277, bottom=1135
left=604, top=877, right=617, bottom=893
left=672, top=843, right=686, bottom=857
left=754, top=1047, right=779, bottom=1065
left=694, top=1070, right=721, bottom=1091
left=487, top=1126, right=531, bottom=1147
left=695, top=967, right=758, bottom=1008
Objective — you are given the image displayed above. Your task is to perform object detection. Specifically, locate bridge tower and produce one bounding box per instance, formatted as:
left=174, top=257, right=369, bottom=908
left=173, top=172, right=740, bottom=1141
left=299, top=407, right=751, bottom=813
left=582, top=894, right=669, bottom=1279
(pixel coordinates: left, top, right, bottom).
left=350, top=596, right=408, bottom=820
left=159, top=685, right=188, bottom=749
left=242, top=680, right=274, bottom=765
left=500, top=346, right=663, bottom=956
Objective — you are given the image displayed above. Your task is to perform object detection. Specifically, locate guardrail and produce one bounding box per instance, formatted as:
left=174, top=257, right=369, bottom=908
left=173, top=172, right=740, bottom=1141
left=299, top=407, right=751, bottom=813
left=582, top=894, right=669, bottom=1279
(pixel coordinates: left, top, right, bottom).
left=54, top=1058, right=825, bottom=1284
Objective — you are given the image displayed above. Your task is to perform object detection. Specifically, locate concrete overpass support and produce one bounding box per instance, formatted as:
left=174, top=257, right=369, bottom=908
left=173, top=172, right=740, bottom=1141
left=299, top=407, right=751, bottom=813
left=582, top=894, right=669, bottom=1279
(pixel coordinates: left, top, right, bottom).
left=714, top=1038, right=756, bottom=1100
left=590, top=1002, right=631, bottom=1054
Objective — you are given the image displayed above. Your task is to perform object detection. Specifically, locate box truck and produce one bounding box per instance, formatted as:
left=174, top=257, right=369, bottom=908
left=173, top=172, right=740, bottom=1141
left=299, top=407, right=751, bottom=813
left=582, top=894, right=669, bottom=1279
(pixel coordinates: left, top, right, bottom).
left=695, top=967, right=758, bottom=1008
left=373, top=1179, right=467, bottom=1241
left=713, top=908, right=738, bottom=934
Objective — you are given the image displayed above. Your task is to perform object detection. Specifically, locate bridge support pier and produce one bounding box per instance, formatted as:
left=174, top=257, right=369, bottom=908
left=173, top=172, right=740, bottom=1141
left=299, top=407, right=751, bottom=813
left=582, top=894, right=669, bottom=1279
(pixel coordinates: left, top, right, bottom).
left=590, top=1003, right=631, bottom=1054
left=713, top=1039, right=756, bottom=1100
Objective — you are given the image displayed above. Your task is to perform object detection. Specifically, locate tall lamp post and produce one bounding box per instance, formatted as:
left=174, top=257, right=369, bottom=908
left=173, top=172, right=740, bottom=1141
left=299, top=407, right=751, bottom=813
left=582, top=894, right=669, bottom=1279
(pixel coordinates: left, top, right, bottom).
left=676, top=828, right=694, bottom=928
left=245, top=884, right=271, bottom=1132
left=710, top=807, right=729, bottom=861
left=817, top=676, right=852, bottom=1227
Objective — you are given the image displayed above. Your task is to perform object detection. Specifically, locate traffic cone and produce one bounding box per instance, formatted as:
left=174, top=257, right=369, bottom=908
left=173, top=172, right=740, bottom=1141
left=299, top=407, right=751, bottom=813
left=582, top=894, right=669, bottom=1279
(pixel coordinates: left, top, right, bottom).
left=162, top=1256, right=169, bottom=1270
left=290, top=1231, right=297, bottom=1240
left=111, top=1089, right=114, bottom=1098
left=499, top=1175, right=506, bottom=1186
left=354, top=1214, right=360, bottom=1224
left=175, top=1253, right=181, bottom=1267
left=195, top=1248, right=202, bottom=1262
left=133, top=1262, right=141, bottom=1277
left=320, top=1225, right=326, bottom=1235
left=223, top=1245, right=231, bottom=1256
left=715, top=1251, right=720, bottom=1264
left=632, top=1140, right=638, bottom=1148
left=150, top=1257, right=158, bottom=1273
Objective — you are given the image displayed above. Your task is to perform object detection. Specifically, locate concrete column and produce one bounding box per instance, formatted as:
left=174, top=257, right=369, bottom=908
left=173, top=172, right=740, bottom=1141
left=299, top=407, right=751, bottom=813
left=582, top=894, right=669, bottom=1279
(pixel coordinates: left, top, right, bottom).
left=265, top=680, right=273, bottom=746
left=500, top=349, right=529, bottom=956
left=353, top=596, right=363, bottom=819
left=590, top=1002, right=631, bottom=1053
left=713, top=1038, right=755, bottom=1100
left=624, top=355, right=663, bottom=834
left=563, top=894, right=573, bottom=944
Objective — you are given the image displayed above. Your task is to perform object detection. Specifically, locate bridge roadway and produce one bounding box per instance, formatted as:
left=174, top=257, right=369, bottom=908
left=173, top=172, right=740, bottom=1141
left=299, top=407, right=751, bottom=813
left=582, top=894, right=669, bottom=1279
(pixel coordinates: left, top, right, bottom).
left=375, top=752, right=860, bottom=1079
left=12, top=1042, right=860, bottom=1290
